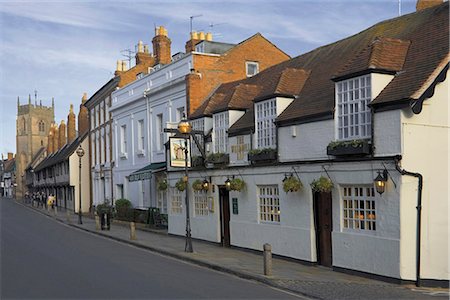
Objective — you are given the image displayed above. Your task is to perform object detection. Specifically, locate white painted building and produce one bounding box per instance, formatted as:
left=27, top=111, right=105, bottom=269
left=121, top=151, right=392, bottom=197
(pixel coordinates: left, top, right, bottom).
left=167, top=2, right=449, bottom=287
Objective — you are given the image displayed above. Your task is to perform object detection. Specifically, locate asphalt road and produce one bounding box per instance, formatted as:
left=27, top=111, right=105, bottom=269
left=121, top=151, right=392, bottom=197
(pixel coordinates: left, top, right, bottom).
left=1, top=198, right=300, bottom=299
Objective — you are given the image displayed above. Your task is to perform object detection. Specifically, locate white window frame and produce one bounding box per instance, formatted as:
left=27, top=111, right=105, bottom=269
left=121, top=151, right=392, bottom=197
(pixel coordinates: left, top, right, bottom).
left=171, top=188, right=182, bottom=215
left=120, top=125, right=127, bottom=157
left=213, top=112, right=229, bottom=153
left=246, top=61, right=259, bottom=77
left=255, top=99, right=276, bottom=149
left=342, top=185, right=376, bottom=231
left=176, top=107, right=185, bottom=123
left=336, top=75, right=372, bottom=140
left=191, top=118, right=205, bottom=157
left=157, top=189, right=167, bottom=214
left=156, top=114, right=164, bottom=152
left=194, top=190, right=208, bottom=217
left=258, top=185, right=280, bottom=224
left=137, top=119, right=145, bottom=153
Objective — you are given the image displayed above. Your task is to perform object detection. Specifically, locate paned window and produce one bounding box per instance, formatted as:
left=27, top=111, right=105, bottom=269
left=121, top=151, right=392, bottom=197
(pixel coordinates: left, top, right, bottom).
left=157, top=189, right=167, bottom=214
left=258, top=186, right=280, bottom=223
left=194, top=190, right=208, bottom=216
left=176, top=107, right=185, bottom=123
left=137, top=119, right=145, bottom=152
left=171, top=188, right=182, bottom=214
left=90, top=110, right=95, bottom=130
left=120, top=125, right=127, bottom=154
left=156, top=114, right=164, bottom=151
left=213, top=112, right=229, bottom=153
left=342, top=186, right=376, bottom=231
left=246, top=61, right=259, bottom=77
left=39, top=120, right=45, bottom=132
left=191, top=118, right=204, bottom=157
left=256, top=99, right=276, bottom=149
left=336, top=75, right=371, bottom=140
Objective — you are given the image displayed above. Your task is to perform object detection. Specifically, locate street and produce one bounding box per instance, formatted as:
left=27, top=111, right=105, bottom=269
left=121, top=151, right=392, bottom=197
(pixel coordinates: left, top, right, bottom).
left=0, top=198, right=300, bottom=299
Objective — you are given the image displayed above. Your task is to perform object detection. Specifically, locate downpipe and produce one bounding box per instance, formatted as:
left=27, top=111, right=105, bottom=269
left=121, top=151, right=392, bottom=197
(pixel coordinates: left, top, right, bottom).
left=394, top=155, right=423, bottom=287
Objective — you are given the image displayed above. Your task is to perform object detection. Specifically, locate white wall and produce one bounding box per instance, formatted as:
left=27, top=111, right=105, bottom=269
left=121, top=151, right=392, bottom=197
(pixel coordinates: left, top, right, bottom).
left=69, top=137, right=90, bottom=213
left=400, top=70, right=449, bottom=281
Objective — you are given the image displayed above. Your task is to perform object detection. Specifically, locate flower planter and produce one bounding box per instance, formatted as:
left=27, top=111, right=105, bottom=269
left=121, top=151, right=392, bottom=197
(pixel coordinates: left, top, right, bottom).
left=248, top=151, right=277, bottom=163
left=327, top=140, right=371, bottom=156
left=207, top=154, right=229, bottom=165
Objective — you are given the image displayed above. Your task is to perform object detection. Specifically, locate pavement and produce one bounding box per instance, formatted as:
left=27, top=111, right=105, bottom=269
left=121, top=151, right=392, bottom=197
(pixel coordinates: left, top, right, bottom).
left=19, top=199, right=450, bottom=300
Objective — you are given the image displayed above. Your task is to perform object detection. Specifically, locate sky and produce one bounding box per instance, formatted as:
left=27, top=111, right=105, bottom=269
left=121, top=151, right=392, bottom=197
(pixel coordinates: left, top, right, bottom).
left=0, top=0, right=417, bottom=155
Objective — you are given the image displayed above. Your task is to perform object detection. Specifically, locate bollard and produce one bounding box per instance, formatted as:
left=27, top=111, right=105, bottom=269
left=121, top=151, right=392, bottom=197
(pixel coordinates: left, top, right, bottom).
left=66, top=210, right=71, bottom=223
left=263, top=243, right=272, bottom=276
left=130, top=222, right=136, bottom=240
left=95, top=215, right=100, bottom=230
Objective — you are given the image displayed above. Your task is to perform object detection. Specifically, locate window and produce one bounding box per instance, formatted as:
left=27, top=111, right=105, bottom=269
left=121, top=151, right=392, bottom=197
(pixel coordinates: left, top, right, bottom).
left=213, top=112, right=229, bottom=153
left=137, top=119, right=145, bottom=152
left=194, top=190, right=208, bottom=216
left=90, top=110, right=95, bottom=129
left=171, top=188, right=182, bottom=214
left=95, top=105, right=99, bottom=128
left=156, top=114, right=164, bottom=151
left=120, top=125, right=127, bottom=155
left=116, top=184, right=124, bottom=199
left=39, top=120, right=45, bottom=132
left=256, top=99, right=276, bottom=149
left=100, top=104, right=104, bottom=125
left=336, top=75, right=371, bottom=140
left=258, top=186, right=280, bottom=223
left=176, top=107, right=185, bottom=123
left=157, top=189, right=167, bottom=214
left=246, top=61, right=259, bottom=77
left=191, top=118, right=204, bottom=157
left=342, top=186, right=376, bottom=231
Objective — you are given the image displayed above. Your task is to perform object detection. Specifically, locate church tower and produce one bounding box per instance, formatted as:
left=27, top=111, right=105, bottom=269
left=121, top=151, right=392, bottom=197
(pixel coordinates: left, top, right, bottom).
left=16, top=94, right=55, bottom=197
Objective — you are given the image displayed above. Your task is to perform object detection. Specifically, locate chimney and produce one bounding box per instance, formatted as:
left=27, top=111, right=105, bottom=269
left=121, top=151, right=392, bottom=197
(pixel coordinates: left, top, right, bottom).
left=115, top=60, right=124, bottom=76
left=47, top=125, right=54, bottom=154
left=53, top=125, right=59, bottom=152
left=7, top=152, right=13, bottom=161
left=185, top=31, right=202, bottom=53
left=136, top=42, right=154, bottom=66
left=416, top=0, right=443, bottom=10
left=58, top=120, right=66, bottom=150
left=205, top=32, right=213, bottom=41
left=121, top=61, right=128, bottom=71
left=67, top=104, right=76, bottom=144
left=137, top=40, right=144, bottom=53
left=152, top=26, right=171, bottom=65
left=78, top=94, right=89, bottom=136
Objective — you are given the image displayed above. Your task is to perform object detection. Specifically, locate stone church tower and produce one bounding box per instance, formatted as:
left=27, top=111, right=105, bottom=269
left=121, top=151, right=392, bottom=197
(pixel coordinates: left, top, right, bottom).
left=16, top=95, right=54, bottom=197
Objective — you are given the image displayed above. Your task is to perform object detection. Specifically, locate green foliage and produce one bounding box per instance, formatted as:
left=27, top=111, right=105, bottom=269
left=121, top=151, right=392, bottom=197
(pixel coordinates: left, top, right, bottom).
left=96, top=203, right=112, bottom=215
left=115, top=198, right=132, bottom=210
left=207, top=152, right=226, bottom=162
left=176, top=178, right=187, bottom=191
left=157, top=179, right=168, bottom=191
left=282, top=176, right=303, bottom=193
left=328, top=139, right=366, bottom=150
left=310, top=176, right=334, bottom=193
left=248, top=148, right=276, bottom=155
left=230, top=178, right=246, bottom=191
left=192, top=179, right=204, bottom=191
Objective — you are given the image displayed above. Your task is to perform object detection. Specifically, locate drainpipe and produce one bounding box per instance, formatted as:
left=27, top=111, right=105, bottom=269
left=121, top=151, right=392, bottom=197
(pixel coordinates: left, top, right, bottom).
left=394, top=155, right=423, bottom=287
left=370, top=106, right=375, bottom=157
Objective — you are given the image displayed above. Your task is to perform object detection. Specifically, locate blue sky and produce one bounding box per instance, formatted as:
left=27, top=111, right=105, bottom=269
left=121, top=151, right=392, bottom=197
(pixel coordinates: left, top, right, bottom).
left=0, top=0, right=416, bottom=155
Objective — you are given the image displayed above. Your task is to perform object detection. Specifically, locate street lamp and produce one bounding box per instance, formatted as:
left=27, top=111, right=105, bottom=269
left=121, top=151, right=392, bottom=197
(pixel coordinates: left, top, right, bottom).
left=76, top=145, right=85, bottom=224
left=178, top=114, right=193, bottom=253
left=374, top=170, right=388, bottom=195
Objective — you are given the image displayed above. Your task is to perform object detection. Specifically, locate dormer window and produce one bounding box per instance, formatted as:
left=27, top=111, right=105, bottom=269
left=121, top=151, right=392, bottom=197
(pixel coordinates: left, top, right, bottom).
left=246, top=61, right=259, bottom=77
left=256, top=99, right=276, bottom=149
left=336, top=75, right=371, bottom=140
left=213, top=112, right=229, bottom=153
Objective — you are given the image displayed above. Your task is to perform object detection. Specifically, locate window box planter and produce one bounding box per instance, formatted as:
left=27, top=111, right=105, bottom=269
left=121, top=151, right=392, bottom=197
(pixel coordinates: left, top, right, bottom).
left=326, top=140, right=371, bottom=156
left=248, top=148, right=277, bottom=163
left=207, top=153, right=229, bottom=165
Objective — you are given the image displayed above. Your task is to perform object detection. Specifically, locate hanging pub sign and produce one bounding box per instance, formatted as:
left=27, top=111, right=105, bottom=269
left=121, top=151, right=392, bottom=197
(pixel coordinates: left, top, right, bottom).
left=169, top=137, right=191, bottom=168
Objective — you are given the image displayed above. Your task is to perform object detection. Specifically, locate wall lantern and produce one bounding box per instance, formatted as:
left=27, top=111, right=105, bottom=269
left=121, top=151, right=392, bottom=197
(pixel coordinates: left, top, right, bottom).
left=225, top=177, right=231, bottom=191
left=374, top=170, right=388, bottom=195
left=202, top=178, right=210, bottom=191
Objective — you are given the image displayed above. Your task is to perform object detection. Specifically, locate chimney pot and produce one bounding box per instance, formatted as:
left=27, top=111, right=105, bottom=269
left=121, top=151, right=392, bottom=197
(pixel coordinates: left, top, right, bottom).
left=205, top=32, right=213, bottom=41
left=116, top=60, right=122, bottom=72
left=122, top=61, right=128, bottom=71
left=138, top=40, right=144, bottom=53
left=198, top=32, right=205, bottom=40
left=416, top=0, right=443, bottom=10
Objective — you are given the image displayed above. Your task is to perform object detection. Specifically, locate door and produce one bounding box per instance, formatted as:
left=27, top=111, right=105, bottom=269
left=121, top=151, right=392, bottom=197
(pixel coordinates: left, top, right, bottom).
left=219, top=187, right=231, bottom=247
left=314, top=191, right=333, bottom=267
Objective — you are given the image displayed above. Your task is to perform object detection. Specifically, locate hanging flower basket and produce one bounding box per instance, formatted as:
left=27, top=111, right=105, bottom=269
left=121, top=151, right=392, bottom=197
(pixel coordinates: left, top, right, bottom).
left=310, top=176, right=334, bottom=193
left=175, top=178, right=187, bottom=191
left=192, top=179, right=204, bottom=191
left=157, top=179, right=168, bottom=191
left=282, top=176, right=303, bottom=193
left=230, top=178, right=246, bottom=192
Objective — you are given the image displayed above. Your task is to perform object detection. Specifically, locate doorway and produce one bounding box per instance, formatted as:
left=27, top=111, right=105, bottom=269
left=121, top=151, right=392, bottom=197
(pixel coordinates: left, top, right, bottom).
left=314, top=191, right=333, bottom=267
left=219, top=187, right=231, bottom=247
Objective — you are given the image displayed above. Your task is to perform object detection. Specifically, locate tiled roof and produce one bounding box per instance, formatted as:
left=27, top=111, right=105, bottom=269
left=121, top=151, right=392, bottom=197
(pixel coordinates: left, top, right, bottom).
left=35, top=132, right=88, bottom=172
left=199, top=3, right=448, bottom=132
left=4, top=158, right=15, bottom=173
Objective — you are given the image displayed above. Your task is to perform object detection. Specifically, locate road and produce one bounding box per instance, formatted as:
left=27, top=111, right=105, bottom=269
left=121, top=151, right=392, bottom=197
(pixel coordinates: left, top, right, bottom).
left=1, top=198, right=300, bottom=299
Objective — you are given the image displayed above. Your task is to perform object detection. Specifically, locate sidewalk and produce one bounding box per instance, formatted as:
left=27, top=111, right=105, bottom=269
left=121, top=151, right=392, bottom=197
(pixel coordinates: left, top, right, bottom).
left=22, top=201, right=449, bottom=300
